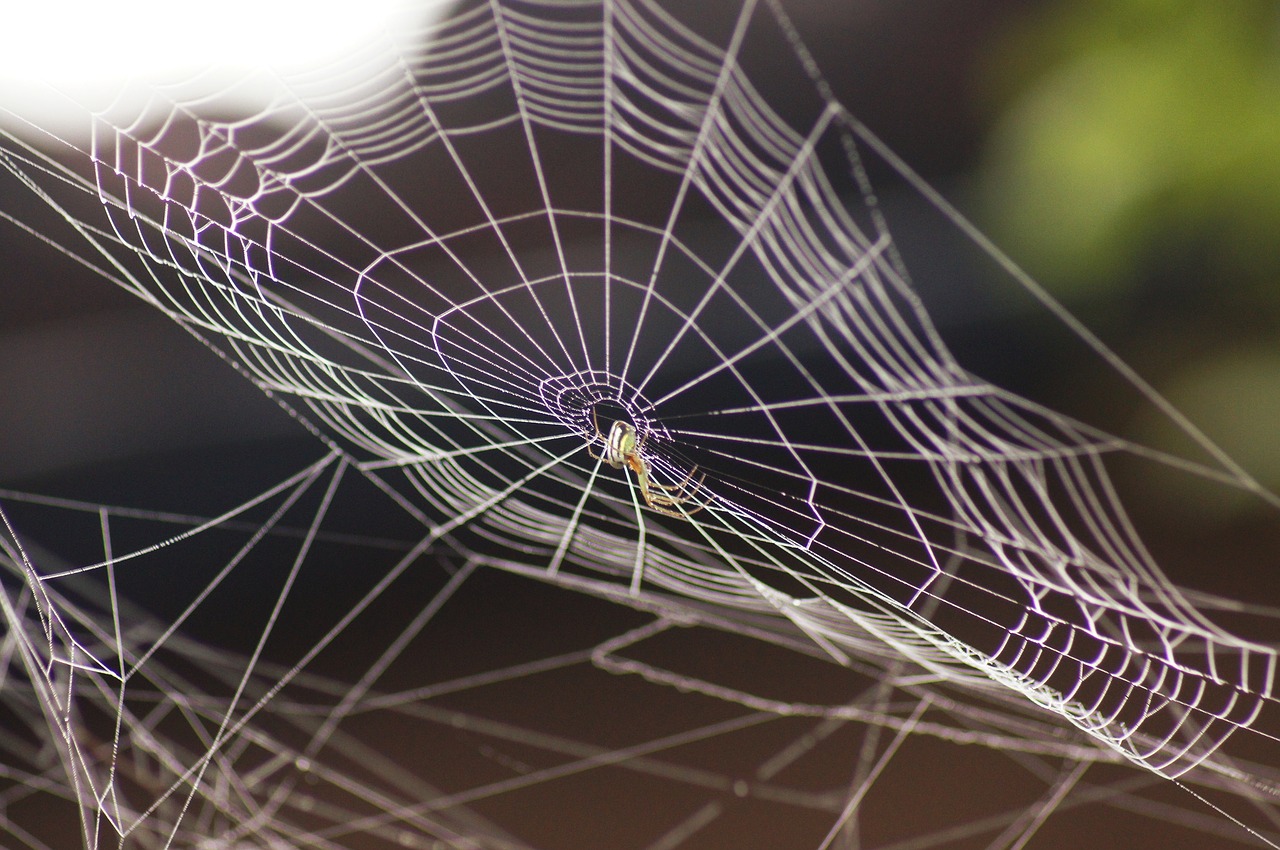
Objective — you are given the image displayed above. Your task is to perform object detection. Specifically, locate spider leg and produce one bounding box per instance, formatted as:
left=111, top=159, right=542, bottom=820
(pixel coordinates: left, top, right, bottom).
left=585, top=408, right=619, bottom=466
left=638, top=463, right=708, bottom=517
left=643, top=494, right=707, bottom=518
left=645, top=465, right=704, bottom=492
left=588, top=408, right=607, bottom=447
left=642, top=502, right=694, bottom=519
left=619, top=446, right=708, bottom=519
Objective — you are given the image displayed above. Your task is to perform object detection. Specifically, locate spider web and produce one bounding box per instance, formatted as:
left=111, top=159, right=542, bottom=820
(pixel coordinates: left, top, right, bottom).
left=2, top=0, right=1280, bottom=848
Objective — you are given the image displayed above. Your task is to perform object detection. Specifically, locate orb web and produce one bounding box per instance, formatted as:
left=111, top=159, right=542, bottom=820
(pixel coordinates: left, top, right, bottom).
left=2, top=0, right=1280, bottom=848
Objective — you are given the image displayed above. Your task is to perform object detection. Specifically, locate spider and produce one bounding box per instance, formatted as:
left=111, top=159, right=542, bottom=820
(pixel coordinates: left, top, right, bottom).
left=587, top=410, right=706, bottom=518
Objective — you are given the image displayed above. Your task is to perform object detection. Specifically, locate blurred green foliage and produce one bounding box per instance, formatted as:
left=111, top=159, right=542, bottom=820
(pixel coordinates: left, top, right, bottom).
left=982, top=0, right=1280, bottom=299
left=978, top=0, right=1280, bottom=517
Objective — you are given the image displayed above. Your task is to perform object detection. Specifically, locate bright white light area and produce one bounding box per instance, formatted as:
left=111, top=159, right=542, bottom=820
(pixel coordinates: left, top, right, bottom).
left=1, top=0, right=431, bottom=136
